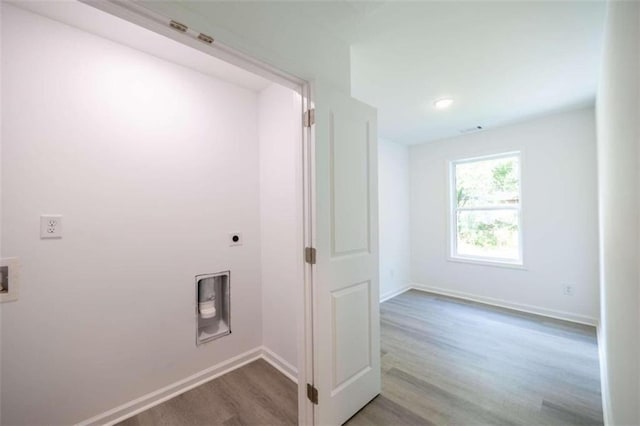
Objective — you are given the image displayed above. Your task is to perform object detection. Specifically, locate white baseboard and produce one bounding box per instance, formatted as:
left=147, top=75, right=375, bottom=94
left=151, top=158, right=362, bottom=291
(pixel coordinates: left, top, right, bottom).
left=410, top=283, right=599, bottom=326
left=380, top=284, right=412, bottom=303
left=596, top=326, right=612, bottom=425
left=79, top=347, right=264, bottom=426
left=261, top=346, right=298, bottom=383
left=77, top=283, right=598, bottom=426
left=78, top=346, right=299, bottom=426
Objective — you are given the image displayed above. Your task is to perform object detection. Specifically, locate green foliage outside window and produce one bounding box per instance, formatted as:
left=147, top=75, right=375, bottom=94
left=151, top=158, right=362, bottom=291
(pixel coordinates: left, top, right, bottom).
left=454, top=155, right=520, bottom=260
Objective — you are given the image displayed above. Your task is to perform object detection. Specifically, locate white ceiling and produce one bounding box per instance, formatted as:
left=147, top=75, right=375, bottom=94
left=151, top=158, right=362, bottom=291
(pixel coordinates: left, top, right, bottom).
left=17, top=1, right=606, bottom=144
left=294, top=1, right=607, bottom=144
left=13, top=1, right=272, bottom=92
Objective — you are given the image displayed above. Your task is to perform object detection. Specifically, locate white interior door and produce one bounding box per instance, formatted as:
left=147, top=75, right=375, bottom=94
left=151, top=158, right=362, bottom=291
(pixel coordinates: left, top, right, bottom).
left=312, top=82, right=380, bottom=425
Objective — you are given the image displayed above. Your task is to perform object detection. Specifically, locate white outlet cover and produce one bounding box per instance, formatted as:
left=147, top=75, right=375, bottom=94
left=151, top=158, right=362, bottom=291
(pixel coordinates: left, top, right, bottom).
left=229, top=232, right=242, bottom=246
left=40, top=215, right=63, bottom=239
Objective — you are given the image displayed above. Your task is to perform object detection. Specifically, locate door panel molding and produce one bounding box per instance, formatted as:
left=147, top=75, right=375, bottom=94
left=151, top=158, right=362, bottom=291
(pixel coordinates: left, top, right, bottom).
left=331, top=280, right=372, bottom=391
left=329, top=110, right=372, bottom=258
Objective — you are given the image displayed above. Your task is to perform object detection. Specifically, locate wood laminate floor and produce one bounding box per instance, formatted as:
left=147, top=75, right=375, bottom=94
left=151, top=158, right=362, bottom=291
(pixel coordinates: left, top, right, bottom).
left=119, top=290, right=603, bottom=426
left=347, top=290, right=603, bottom=426
left=117, top=359, right=297, bottom=426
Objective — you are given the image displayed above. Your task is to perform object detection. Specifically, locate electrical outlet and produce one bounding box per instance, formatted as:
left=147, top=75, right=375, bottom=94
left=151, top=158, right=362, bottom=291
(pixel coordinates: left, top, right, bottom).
left=229, top=232, right=242, bottom=246
left=563, top=284, right=574, bottom=296
left=40, top=215, right=63, bottom=239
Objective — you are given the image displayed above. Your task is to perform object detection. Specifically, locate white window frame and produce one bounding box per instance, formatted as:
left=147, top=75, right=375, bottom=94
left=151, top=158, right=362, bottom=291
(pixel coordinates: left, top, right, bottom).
left=448, top=151, right=524, bottom=268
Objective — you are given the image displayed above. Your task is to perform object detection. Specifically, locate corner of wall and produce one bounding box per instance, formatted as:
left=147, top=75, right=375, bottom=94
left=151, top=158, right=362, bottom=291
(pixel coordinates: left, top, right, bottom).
left=596, top=1, right=640, bottom=424
left=596, top=325, right=612, bottom=425
left=378, top=138, right=412, bottom=301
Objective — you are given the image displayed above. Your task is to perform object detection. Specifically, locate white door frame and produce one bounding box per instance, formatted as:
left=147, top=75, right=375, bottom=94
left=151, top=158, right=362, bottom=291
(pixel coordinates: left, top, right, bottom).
left=79, top=1, right=316, bottom=423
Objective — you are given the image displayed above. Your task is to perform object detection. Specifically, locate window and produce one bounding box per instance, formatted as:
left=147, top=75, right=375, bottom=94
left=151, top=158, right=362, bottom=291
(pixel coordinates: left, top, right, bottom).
left=450, top=152, right=522, bottom=266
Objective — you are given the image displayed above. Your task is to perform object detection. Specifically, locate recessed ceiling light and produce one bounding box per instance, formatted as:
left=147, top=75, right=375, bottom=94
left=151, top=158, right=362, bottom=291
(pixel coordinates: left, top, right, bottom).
left=434, top=98, right=454, bottom=109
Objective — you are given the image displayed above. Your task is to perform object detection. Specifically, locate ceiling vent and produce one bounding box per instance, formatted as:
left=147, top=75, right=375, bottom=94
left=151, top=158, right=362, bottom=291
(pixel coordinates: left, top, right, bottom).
left=459, top=125, right=484, bottom=134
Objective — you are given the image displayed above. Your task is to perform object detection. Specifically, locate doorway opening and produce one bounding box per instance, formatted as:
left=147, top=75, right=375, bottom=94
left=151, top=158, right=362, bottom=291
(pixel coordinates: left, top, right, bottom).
left=1, top=2, right=313, bottom=425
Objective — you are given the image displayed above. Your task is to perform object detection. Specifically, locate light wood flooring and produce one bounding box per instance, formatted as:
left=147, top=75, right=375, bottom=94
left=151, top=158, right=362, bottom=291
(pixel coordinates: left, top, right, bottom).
left=347, top=290, right=603, bottom=426
left=119, top=289, right=603, bottom=425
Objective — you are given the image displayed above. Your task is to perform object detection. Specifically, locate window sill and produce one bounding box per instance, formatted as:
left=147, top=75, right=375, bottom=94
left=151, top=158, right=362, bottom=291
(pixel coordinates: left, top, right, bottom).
left=447, top=256, right=526, bottom=270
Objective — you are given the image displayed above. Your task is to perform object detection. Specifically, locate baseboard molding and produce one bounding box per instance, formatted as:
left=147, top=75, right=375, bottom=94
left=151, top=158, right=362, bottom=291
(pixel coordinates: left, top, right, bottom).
left=410, top=283, right=599, bottom=326
left=380, top=284, right=412, bottom=303
left=78, top=347, right=264, bottom=426
left=77, top=345, right=299, bottom=426
left=77, top=283, right=597, bottom=426
left=261, top=346, right=298, bottom=383
left=596, top=326, right=612, bottom=425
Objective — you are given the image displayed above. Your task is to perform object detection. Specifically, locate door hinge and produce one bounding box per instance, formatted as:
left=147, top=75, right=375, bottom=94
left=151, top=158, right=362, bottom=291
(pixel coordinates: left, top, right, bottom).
left=197, top=33, right=214, bottom=44
left=169, top=20, right=188, bottom=33
left=305, top=247, right=317, bottom=265
left=307, top=383, right=318, bottom=404
left=304, top=109, right=315, bottom=127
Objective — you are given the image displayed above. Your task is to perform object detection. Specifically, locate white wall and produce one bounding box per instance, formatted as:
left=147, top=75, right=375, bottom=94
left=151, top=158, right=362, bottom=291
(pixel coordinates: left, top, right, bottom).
left=258, top=83, right=302, bottom=374
left=378, top=139, right=411, bottom=300
left=1, top=5, right=264, bottom=424
left=596, top=1, right=640, bottom=423
left=410, top=108, right=599, bottom=323
left=137, top=1, right=351, bottom=94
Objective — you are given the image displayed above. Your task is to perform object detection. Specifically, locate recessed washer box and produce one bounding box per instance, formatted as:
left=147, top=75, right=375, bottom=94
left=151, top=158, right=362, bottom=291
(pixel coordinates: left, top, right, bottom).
left=196, top=271, right=231, bottom=345
left=1, top=258, right=20, bottom=303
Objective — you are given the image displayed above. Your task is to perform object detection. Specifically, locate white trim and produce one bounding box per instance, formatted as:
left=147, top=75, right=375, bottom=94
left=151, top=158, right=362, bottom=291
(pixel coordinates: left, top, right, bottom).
left=78, top=347, right=264, bottom=426
left=448, top=151, right=524, bottom=267
left=596, top=326, right=612, bottom=425
left=78, top=346, right=300, bottom=426
left=451, top=150, right=522, bottom=165
left=300, top=82, right=315, bottom=426
left=456, top=206, right=520, bottom=212
left=379, top=285, right=412, bottom=303
left=409, top=283, right=599, bottom=326
left=446, top=256, right=527, bottom=270
left=261, top=346, right=299, bottom=383
left=81, top=0, right=305, bottom=91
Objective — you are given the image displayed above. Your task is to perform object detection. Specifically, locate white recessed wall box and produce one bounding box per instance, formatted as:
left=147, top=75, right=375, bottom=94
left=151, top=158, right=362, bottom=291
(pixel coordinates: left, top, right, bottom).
left=0, top=258, right=20, bottom=303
